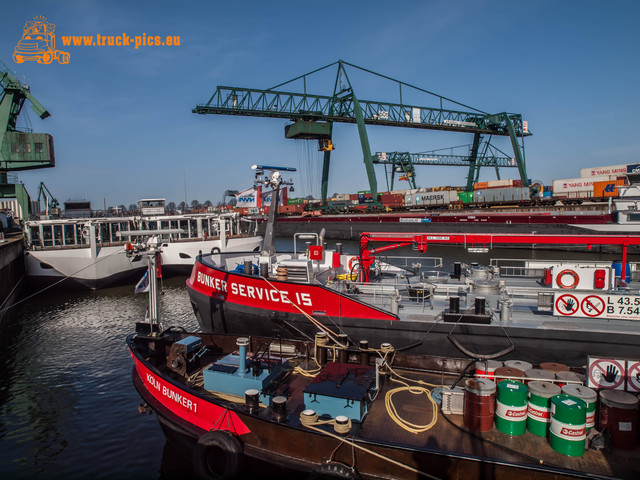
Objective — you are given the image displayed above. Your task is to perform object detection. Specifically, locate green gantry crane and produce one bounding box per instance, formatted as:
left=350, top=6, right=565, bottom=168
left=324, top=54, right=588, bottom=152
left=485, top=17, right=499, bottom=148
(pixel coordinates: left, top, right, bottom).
left=373, top=141, right=519, bottom=191
left=1, top=66, right=55, bottom=221
left=194, top=60, right=530, bottom=204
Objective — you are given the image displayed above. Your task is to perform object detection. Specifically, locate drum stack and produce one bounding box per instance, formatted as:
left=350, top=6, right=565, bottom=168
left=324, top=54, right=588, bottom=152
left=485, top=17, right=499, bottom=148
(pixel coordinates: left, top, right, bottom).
left=461, top=358, right=639, bottom=456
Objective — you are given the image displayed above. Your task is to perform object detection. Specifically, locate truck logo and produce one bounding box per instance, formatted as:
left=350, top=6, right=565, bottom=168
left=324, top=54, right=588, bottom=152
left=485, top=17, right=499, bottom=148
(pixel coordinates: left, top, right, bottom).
left=13, top=17, right=70, bottom=65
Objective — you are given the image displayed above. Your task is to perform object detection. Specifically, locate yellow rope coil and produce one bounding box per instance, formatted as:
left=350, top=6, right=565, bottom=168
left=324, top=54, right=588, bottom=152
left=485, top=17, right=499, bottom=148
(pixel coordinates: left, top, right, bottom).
left=298, top=411, right=352, bottom=434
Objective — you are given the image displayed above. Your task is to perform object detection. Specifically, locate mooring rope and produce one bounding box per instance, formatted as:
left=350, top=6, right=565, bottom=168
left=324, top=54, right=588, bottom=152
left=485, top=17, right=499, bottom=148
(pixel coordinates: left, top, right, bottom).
left=259, top=275, right=344, bottom=344
left=0, top=248, right=130, bottom=315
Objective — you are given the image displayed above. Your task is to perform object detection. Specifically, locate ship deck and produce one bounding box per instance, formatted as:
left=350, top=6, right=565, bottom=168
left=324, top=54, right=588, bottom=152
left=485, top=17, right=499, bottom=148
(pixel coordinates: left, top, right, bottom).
left=141, top=332, right=640, bottom=480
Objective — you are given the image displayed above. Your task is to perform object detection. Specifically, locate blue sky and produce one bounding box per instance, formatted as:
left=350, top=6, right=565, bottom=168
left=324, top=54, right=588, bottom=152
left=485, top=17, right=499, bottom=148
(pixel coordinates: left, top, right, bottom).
left=2, top=0, right=639, bottom=208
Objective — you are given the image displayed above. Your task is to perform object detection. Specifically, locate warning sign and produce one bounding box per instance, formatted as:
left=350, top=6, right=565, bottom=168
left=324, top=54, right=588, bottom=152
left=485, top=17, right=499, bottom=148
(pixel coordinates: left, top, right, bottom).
left=626, top=360, right=640, bottom=393
left=553, top=293, right=640, bottom=320
left=580, top=295, right=605, bottom=317
left=555, top=294, right=579, bottom=315
left=587, top=357, right=625, bottom=390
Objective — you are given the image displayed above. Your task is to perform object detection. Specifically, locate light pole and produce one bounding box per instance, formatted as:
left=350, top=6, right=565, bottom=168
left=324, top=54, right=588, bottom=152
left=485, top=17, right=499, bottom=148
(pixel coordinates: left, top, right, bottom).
left=183, top=170, right=187, bottom=211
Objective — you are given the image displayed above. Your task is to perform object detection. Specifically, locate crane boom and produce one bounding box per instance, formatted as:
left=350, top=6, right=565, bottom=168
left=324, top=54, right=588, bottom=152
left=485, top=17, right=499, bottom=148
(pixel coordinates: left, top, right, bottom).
left=194, top=61, right=531, bottom=203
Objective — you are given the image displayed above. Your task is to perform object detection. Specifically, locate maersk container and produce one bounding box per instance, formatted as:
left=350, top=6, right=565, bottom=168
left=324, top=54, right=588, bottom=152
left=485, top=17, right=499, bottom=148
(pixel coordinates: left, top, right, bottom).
left=414, top=190, right=457, bottom=206
left=580, top=164, right=633, bottom=178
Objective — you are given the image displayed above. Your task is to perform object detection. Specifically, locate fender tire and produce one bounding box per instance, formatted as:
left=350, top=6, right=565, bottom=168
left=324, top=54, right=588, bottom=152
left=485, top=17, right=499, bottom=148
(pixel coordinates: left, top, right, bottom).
left=192, top=430, right=243, bottom=480
left=309, top=462, right=360, bottom=480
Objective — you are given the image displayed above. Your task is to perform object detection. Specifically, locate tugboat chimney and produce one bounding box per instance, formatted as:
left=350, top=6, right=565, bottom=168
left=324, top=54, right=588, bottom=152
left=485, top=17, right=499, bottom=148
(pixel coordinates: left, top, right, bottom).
left=236, top=337, right=249, bottom=377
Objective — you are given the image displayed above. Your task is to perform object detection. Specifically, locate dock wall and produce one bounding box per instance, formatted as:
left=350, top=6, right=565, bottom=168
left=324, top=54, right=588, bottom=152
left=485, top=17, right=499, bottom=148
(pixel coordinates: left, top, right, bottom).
left=0, top=235, right=25, bottom=324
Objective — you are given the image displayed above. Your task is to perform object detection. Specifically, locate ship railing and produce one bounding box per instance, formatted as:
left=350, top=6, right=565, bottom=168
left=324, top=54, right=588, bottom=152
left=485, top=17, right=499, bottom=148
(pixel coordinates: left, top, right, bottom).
left=377, top=255, right=443, bottom=274
left=491, top=258, right=640, bottom=282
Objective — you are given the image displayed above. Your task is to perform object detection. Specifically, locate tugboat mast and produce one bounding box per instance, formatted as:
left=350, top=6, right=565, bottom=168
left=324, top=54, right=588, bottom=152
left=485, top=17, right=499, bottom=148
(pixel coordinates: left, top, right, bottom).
left=252, top=165, right=296, bottom=257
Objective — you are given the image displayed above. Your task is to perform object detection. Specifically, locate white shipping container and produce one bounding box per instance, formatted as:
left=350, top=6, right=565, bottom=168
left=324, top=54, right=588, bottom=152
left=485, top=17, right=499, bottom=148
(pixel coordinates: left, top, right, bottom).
left=580, top=164, right=632, bottom=178
left=415, top=190, right=457, bottom=206
left=486, top=179, right=514, bottom=188
left=552, top=175, right=614, bottom=194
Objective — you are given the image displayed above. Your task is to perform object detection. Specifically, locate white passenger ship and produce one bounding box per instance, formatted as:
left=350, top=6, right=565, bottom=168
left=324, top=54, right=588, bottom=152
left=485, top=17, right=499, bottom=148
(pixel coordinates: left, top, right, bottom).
left=24, top=209, right=262, bottom=289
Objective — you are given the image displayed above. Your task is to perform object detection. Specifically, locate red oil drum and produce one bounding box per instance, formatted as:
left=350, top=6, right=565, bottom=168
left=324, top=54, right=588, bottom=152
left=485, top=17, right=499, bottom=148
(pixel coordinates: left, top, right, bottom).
left=475, top=360, right=502, bottom=380
left=464, top=378, right=496, bottom=432
left=494, top=366, right=525, bottom=382
left=599, top=390, right=638, bottom=450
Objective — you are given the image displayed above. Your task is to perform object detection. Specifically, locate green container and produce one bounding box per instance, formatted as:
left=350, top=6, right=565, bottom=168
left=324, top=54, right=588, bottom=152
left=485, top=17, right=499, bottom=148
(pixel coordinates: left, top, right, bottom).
left=549, top=395, right=587, bottom=456
left=527, top=381, right=561, bottom=437
left=495, top=380, right=528, bottom=436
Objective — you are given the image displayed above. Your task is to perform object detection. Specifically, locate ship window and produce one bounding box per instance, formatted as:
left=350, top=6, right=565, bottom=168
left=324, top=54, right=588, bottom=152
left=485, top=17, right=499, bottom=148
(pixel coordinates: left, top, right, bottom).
left=29, top=227, right=41, bottom=246
left=64, top=224, right=76, bottom=245
left=23, top=144, right=32, bottom=153
left=35, top=143, right=44, bottom=153
left=11, top=144, right=19, bottom=153
left=628, top=213, right=640, bottom=222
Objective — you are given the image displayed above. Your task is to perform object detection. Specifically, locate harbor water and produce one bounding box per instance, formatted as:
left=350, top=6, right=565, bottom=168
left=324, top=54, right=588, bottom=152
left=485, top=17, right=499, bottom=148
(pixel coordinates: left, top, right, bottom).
left=1, top=241, right=637, bottom=478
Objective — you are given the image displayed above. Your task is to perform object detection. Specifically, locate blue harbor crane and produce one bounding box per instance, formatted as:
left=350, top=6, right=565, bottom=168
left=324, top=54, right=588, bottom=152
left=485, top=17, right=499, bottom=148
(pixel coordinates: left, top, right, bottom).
left=194, top=60, right=530, bottom=204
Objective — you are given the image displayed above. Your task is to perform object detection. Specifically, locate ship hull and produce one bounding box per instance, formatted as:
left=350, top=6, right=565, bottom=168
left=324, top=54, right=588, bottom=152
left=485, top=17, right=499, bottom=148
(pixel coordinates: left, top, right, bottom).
left=186, top=263, right=640, bottom=366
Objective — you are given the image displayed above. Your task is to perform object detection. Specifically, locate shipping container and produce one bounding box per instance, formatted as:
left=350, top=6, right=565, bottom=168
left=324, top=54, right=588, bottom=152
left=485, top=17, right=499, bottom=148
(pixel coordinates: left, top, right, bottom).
left=457, top=191, right=474, bottom=204
left=414, top=190, right=458, bottom=207
left=486, top=179, right=514, bottom=189
left=593, top=179, right=626, bottom=198
left=474, top=187, right=530, bottom=203
left=580, top=163, right=633, bottom=178
left=474, top=182, right=489, bottom=190
left=552, top=175, right=613, bottom=194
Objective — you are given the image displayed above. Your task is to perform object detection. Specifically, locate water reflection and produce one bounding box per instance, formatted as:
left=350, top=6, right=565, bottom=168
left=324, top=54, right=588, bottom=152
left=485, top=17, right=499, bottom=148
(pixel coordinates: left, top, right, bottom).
left=0, top=277, right=193, bottom=479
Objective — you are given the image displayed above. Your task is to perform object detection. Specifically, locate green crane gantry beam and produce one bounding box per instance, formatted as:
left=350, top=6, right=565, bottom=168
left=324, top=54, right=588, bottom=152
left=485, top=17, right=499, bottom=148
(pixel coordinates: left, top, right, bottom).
left=194, top=60, right=531, bottom=203
left=373, top=139, right=519, bottom=191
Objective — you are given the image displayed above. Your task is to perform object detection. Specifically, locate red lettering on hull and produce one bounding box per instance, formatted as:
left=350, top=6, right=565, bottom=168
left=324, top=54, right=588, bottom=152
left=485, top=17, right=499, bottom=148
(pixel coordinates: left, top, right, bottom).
left=131, top=351, right=250, bottom=435
left=188, top=262, right=398, bottom=321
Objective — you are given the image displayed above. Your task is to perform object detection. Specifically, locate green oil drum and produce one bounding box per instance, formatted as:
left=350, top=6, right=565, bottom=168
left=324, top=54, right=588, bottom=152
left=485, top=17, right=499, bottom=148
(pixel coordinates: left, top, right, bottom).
left=549, top=394, right=587, bottom=456
left=527, top=381, right=561, bottom=437
left=561, top=384, right=596, bottom=429
left=495, top=380, right=528, bottom=436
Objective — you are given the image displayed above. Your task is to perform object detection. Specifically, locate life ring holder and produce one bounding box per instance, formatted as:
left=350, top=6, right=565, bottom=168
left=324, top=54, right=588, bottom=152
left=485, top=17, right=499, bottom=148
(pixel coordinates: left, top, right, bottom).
left=556, top=269, right=579, bottom=289
left=348, top=256, right=360, bottom=272
left=192, top=430, right=243, bottom=480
